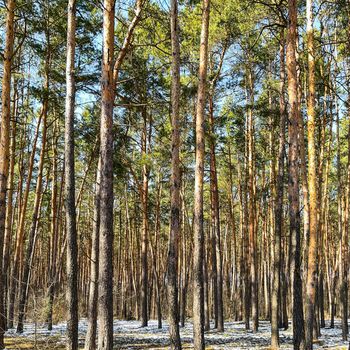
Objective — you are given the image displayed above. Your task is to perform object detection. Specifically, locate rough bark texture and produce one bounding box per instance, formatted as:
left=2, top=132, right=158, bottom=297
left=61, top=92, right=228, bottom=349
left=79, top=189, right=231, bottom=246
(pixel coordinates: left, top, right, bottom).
left=286, top=0, right=305, bottom=348
left=167, top=0, right=182, bottom=347
left=65, top=1, right=79, bottom=349
left=193, top=0, right=210, bottom=348
left=0, top=0, right=15, bottom=346
left=305, top=0, right=318, bottom=348
left=97, top=1, right=115, bottom=349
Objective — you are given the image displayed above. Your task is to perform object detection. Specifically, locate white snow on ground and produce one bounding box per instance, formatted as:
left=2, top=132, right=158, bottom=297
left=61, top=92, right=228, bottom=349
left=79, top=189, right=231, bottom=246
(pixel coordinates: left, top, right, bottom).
left=5, top=319, right=350, bottom=349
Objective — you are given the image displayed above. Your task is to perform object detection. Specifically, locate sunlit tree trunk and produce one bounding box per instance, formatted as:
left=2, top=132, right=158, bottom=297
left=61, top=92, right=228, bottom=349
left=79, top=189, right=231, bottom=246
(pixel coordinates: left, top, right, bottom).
left=97, top=1, right=115, bottom=349
left=193, top=0, right=210, bottom=347
left=305, top=0, right=318, bottom=348
left=0, top=0, right=15, bottom=345
left=2, top=78, right=18, bottom=331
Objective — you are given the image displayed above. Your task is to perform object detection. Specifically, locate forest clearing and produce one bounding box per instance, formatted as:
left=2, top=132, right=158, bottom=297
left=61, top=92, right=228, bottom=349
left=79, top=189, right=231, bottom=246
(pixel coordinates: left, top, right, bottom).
left=1, top=0, right=350, bottom=349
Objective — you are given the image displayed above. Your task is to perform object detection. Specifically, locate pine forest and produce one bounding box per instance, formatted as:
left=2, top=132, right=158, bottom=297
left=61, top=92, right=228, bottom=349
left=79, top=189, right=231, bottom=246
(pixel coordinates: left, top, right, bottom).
left=0, top=0, right=350, bottom=349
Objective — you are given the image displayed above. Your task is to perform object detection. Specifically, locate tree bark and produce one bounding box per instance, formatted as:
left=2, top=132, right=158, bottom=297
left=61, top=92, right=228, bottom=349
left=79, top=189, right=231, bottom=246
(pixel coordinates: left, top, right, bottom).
left=305, top=0, right=318, bottom=348
left=167, top=0, right=182, bottom=346
left=65, top=1, right=79, bottom=349
left=271, top=28, right=286, bottom=350
left=286, top=0, right=305, bottom=348
left=0, top=0, right=15, bottom=345
left=193, top=0, right=210, bottom=348
left=97, top=1, right=115, bottom=349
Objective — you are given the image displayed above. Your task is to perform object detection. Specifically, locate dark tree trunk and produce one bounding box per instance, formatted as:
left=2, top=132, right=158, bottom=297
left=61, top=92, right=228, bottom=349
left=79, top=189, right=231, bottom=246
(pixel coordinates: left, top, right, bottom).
left=286, top=0, right=305, bottom=348
left=167, top=0, right=182, bottom=346
left=65, top=1, right=79, bottom=348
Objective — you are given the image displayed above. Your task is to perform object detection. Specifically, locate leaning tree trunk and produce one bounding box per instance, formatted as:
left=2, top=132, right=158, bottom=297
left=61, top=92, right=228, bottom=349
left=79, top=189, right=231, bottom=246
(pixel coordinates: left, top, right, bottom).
left=65, top=1, right=79, bottom=349
left=0, top=0, right=15, bottom=347
left=167, top=0, right=182, bottom=347
left=193, top=0, right=210, bottom=348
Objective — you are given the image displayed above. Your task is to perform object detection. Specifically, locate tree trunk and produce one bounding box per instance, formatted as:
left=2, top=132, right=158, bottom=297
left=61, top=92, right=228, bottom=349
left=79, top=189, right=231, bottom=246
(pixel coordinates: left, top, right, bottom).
left=286, top=0, right=305, bottom=348
left=271, top=28, right=286, bottom=350
left=65, top=1, right=79, bottom=348
left=305, top=0, right=318, bottom=348
left=0, top=1, right=15, bottom=345
left=140, top=108, right=149, bottom=327
left=167, top=0, right=182, bottom=345
left=46, top=130, right=59, bottom=331
left=97, top=1, right=115, bottom=349
left=2, top=78, right=18, bottom=331
left=84, top=159, right=101, bottom=350
left=208, top=46, right=226, bottom=333
left=246, top=64, right=258, bottom=333
left=193, top=0, right=210, bottom=348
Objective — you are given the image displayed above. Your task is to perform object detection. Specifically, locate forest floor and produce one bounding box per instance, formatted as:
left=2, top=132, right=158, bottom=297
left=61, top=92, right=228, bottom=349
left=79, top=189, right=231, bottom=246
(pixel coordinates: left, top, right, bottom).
left=4, top=319, right=349, bottom=349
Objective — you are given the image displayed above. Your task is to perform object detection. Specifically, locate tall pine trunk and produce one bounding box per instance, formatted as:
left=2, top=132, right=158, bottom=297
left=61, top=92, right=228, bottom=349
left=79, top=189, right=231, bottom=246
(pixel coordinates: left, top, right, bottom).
left=193, top=0, right=210, bottom=348
left=271, top=28, right=286, bottom=350
left=0, top=0, right=15, bottom=346
left=286, top=0, right=305, bottom=348
left=65, top=1, right=79, bottom=349
left=167, top=0, right=182, bottom=346
left=97, top=1, right=115, bottom=349
left=305, top=0, right=318, bottom=348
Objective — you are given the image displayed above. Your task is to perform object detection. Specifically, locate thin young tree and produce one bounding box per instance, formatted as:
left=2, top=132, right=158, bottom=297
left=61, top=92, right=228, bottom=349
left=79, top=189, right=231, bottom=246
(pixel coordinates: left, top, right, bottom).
left=84, top=160, right=101, bottom=350
left=0, top=0, right=15, bottom=347
left=65, top=0, right=79, bottom=349
left=167, top=0, right=182, bottom=347
left=193, top=0, right=210, bottom=348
